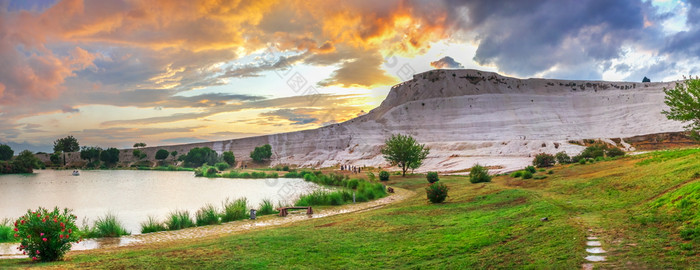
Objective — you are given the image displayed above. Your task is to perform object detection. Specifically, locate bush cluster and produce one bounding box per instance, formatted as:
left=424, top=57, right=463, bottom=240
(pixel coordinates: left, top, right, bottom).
left=14, top=207, right=80, bottom=262
left=426, top=182, right=449, bottom=203
left=379, top=171, right=390, bottom=181
left=469, top=164, right=491, bottom=183
left=426, top=172, right=439, bottom=183
left=532, top=153, right=555, bottom=167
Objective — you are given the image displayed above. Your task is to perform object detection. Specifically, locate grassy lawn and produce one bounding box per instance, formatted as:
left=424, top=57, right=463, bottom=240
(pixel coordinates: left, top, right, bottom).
left=2, top=149, right=698, bottom=269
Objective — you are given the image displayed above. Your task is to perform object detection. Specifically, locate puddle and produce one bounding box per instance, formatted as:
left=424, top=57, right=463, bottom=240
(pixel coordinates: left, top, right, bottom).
left=586, top=247, right=606, bottom=254
left=586, top=241, right=601, bottom=247
left=585, top=255, right=607, bottom=262
left=587, top=236, right=598, bottom=240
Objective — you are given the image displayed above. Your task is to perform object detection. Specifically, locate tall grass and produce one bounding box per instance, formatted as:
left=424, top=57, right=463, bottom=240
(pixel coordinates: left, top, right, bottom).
left=165, top=210, right=195, bottom=230
left=258, top=199, right=276, bottom=215
left=0, top=218, right=14, bottom=243
left=140, top=216, right=167, bottom=234
left=221, top=171, right=279, bottom=179
left=195, top=204, right=221, bottom=226
left=86, top=213, right=130, bottom=238
left=295, top=181, right=387, bottom=206
left=221, top=198, right=248, bottom=222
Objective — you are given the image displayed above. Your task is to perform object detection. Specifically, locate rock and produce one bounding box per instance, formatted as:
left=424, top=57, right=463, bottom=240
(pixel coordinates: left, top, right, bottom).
left=540, top=217, right=549, bottom=221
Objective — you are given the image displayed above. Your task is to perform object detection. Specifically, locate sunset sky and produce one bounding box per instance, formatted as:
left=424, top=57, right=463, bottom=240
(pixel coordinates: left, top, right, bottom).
left=1, top=0, right=699, bottom=152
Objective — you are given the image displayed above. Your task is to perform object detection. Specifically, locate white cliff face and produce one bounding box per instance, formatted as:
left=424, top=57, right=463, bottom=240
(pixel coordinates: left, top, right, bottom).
left=108, top=69, right=686, bottom=174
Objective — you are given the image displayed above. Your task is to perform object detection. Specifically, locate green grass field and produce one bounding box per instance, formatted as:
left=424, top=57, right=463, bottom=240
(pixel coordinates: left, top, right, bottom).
left=2, top=148, right=698, bottom=269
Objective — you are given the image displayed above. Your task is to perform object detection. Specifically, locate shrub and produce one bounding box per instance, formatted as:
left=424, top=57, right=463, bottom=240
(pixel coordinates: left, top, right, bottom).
left=140, top=216, right=167, bottom=234
left=426, top=172, right=439, bottom=183
left=282, top=165, right=290, bottom=171
left=165, top=210, right=195, bottom=230
left=222, top=151, right=235, bottom=166
left=250, top=144, right=272, bottom=162
left=184, top=147, right=218, bottom=167
left=206, top=166, right=219, bottom=177
left=555, top=151, right=571, bottom=164
left=366, top=172, right=376, bottom=181
left=525, top=166, right=536, bottom=174
left=215, top=162, right=230, bottom=171
left=258, top=199, right=276, bottom=215
left=426, top=183, right=449, bottom=203
left=0, top=144, right=13, bottom=161
left=606, top=147, right=625, bottom=157
left=0, top=219, right=13, bottom=243
left=578, top=159, right=587, bottom=165
left=345, top=179, right=359, bottom=189
left=532, top=153, right=555, bottom=167
left=547, top=170, right=554, bottom=174
left=155, top=149, right=170, bottom=160
left=511, top=171, right=523, bottom=178
left=580, top=144, right=606, bottom=159
left=469, top=164, right=491, bottom=183
left=87, top=213, right=130, bottom=238
left=533, top=175, right=548, bottom=180
left=221, top=198, right=247, bottom=222
left=379, top=171, right=390, bottom=181
left=284, top=172, right=299, bottom=178
left=195, top=204, right=221, bottom=226
left=522, top=171, right=533, bottom=179
left=14, top=207, right=79, bottom=262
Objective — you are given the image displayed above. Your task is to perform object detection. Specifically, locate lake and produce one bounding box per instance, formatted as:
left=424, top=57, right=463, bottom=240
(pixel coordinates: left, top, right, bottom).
left=0, top=170, right=320, bottom=234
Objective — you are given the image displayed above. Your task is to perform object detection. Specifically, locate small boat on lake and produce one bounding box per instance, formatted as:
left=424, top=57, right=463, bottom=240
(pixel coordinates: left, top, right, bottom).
left=72, top=170, right=80, bottom=176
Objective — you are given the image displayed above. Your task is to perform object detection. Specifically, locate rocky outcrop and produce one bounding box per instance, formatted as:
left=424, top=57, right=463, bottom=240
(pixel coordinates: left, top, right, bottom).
left=41, top=69, right=686, bottom=173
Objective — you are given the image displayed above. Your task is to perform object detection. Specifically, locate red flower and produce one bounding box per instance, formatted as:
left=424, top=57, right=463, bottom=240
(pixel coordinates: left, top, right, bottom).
left=37, top=213, right=40, bottom=218
left=27, top=234, right=31, bottom=238
left=13, top=228, right=18, bottom=232
left=22, top=251, right=25, bottom=255
left=59, top=235, right=63, bottom=239
left=40, top=233, right=44, bottom=236
left=36, top=250, right=40, bottom=254
left=32, top=256, right=37, bottom=260
left=68, top=229, right=72, bottom=233
left=21, top=220, right=25, bottom=224
left=54, top=218, right=58, bottom=223
left=14, top=234, right=18, bottom=238
left=42, top=238, right=47, bottom=242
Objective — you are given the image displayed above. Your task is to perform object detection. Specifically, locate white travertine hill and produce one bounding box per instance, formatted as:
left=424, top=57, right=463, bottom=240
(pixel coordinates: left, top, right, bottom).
left=102, top=69, right=687, bottom=173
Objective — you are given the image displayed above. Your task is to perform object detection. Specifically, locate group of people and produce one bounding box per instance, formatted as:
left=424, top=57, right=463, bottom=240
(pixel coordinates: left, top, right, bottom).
left=340, top=165, right=362, bottom=174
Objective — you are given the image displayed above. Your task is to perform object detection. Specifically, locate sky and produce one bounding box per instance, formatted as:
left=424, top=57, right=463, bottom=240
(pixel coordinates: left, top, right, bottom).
left=1, top=0, right=699, bottom=152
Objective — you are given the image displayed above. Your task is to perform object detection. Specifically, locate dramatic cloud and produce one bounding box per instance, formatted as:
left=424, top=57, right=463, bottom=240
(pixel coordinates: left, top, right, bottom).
left=430, top=56, right=464, bottom=69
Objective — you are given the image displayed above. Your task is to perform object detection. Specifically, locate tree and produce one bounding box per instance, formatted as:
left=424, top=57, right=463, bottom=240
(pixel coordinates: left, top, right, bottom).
left=469, top=164, right=491, bottom=183
left=49, top=153, right=61, bottom=166
left=133, top=142, right=147, bottom=148
left=132, top=149, right=147, bottom=160
left=155, top=149, right=170, bottom=161
left=100, top=147, right=120, bottom=164
left=555, top=151, right=571, bottom=164
left=532, top=153, right=555, bottom=167
left=0, top=144, right=13, bottom=161
left=170, top=151, right=178, bottom=158
left=53, top=136, right=80, bottom=166
left=223, top=151, right=236, bottom=165
left=642, top=76, right=651, bottom=83
left=380, top=134, right=430, bottom=176
left=662, top=77, right=700, bottom=140
left=13, top=150, right=41, bottom=173
left=250, top=144, right=272, bottom=162
left=184, top=147, right=218, bottom=167
left=80, top=146, right=102, bottom=163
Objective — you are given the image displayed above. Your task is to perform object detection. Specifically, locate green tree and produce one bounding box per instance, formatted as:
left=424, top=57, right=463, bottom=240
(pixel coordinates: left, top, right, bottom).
left=132, top=149, right=147, bottom=160
left=133, top=142, right=147, bottom=148
left=663, top=77, right=700, bottom=139
left=184, top=147, right=218, bottom=167
left=469, top=164, right=491, bottom=183
left=223, top=151, right=236, bottom=166
left=155, top=149, right=170, bottom=161
left=0, top=144, right=13, bottom=161
left=53, top=136, right=80, bottom=166
left=532, top=153, right=555, bottom=167
left=170, top=151, right=178, bottom=158
left=100, top=148, right=120, bottom=164
left=250, top=144, right=272, bottom=162
left=49, top=153, right=61, bottom=166
left=13, top=150, right=41, bottom=173
left=80, top=146, right=102, bottom=163
left=380, top=134, right=430, bottom=176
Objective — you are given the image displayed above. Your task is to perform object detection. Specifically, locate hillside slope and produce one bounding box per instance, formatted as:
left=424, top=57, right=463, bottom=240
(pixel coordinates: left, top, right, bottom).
left=49, top=69, right=687, bottom=173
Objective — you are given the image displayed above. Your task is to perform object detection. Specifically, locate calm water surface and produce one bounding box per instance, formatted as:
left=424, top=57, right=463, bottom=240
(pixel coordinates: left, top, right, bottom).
left=0, top=170, right=320, bottom=234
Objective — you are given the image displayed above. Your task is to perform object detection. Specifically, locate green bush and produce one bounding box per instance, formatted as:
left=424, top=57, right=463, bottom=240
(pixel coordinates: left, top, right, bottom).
left=547, top=170, right=554, bottom=174
left=0, top=219, right=13, bottom=243
left=140, top=216, right=167, bottom=234
left=426, top=172, right=439, bottom=183
left=469, top=164, right=491, bottom=183
left=511, top=171, right=523, bottom=178
left=426, top=182, right=449, bottom=203
left=221, top=198, right=247, bottom=222
left=379, top=171, right=390, bottom=181
left=155, top=149, right=170, bottom=160
left=250, top=144, right=272, bottom=162
left=222, top=151, right=235, bottom=166
left=284, top=172, right=299, bottom=178
left=532, top=153, right=555, bottom=167
left=578, top=158, right=587, bottom=165
left=606, top=147, right=625, bottom=157
left=86, top=213, right=130, bottom=238
left=258, top=199, right=276, bottom=215
left=14, top=207, right=80, bottom=262
left=525, top=166, right=536, bottom=174
left=522, top=171, right=533, bottom=179
left=555, top=151, right=571, bottom=164
left=195, top=204, right=221, bottom=226
left=533, top=175, right=547, bottom=180
left=282, top=165, right=290, bottom=171
left=345, top=179, right=359, bottom=189
left=184, top=147, right=218, bottom=168
left=215, top=162, right=230, bottom=171
left=165, top=210, right=195, bottom=230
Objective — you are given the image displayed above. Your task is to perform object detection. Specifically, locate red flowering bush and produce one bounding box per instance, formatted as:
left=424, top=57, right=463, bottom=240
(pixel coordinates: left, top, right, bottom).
left=14, top=207, right=80, bottom=262
left=426, top=182, right=449, bottom=203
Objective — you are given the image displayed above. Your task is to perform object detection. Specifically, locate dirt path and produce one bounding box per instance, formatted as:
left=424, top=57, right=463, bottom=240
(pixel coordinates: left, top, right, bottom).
left=72, top=187, right=415, bottom=251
